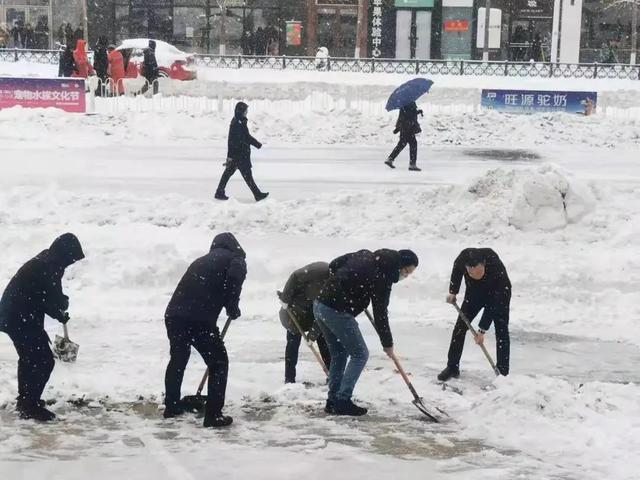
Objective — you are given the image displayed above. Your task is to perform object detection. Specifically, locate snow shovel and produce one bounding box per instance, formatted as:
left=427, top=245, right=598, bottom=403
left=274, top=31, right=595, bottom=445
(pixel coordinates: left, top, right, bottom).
left=286, top=307, right=329, bottom=377
left=450, top=302, right=500, bottom=377
left=53, top=324, right=79, bottom=363
left=364, top=310, right=444, bottom=422
left=180, top=318, right=232, bottom=412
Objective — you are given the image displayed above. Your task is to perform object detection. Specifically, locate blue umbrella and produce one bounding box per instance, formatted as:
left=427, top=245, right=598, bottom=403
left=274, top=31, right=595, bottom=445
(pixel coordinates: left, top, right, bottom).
left=385, top=78, right=434, bottom=112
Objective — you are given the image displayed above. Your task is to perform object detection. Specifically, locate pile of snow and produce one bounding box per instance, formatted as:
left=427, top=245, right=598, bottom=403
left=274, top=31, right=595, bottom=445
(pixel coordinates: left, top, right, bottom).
left=468, top=164, right=596, bottom=231
left=460, top=375, right=640, bottom=480
left=1, top=106, right=639, bottom=150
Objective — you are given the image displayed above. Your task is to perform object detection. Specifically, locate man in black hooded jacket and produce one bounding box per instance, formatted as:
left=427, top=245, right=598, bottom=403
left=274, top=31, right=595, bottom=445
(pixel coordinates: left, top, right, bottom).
left=0, top=233, right=85, bottom=421
left=215, top=102, right=269, bottom=202
left=141, top=39, right=159, bottom=94
left=313, top=248, right=419, bottom=416
left=163, top=232, right=247, bottom=428
left=438, top=248, right=511, bottom=381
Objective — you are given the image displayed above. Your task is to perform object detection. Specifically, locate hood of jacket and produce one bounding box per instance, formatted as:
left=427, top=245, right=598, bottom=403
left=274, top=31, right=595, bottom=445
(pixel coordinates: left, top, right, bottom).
left=234, top=101, right=248, bottom=120
left=46, top=233, right=85, bottom=267
left=374, top=249, right=401, bottom=284
left=210, top=232, right=246, bottom=258
left=75, top=39, right=87, bottom=55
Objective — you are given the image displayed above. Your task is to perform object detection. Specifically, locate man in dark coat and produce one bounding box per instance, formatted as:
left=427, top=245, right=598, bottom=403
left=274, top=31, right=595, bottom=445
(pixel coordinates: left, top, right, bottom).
left=0, top=233, right=85, bottom=421
left=314, top=249, right=419, bottom=416
left=277, top=262, right=331, bottom=384
left=163, top=232, right=247, bottom=428
left=438, top=248, right=512, bottom=381
left=58, top=40, right=76, bottom=77
left=93, top=36, right=110, bottom=91
left=142, top=39, right=160, bottom=94
left=215, top=102, right=269, bottom=202
left=385, top=101, right=423, bottom=171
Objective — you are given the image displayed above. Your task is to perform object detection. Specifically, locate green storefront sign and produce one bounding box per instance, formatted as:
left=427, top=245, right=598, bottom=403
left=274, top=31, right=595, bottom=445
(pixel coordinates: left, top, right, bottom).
left=394, top=0, right=435, bottom=7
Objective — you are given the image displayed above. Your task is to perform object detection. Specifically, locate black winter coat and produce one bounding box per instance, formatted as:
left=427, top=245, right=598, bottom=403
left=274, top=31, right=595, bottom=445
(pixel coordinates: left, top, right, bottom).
left=93, top=46, right=109, bottom=80
left=227, top=104, right=262, bottom=169
left=143, top=44, right=159, bottom=81
left=317, top=249, right=401, bottom=348
left=279, top=262, right=329, bottom=331
left=0, top=234, right=84, bottom=334
left=449, top=248, right=511, bottom=302
left=394, top=102, right=422, bottom=137
left=165, top=233, right=247, bottom=325
left=59, top=46, right=76, bottom=77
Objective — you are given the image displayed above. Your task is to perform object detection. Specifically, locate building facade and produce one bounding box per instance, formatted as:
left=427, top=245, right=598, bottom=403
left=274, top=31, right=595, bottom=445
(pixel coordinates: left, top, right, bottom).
left=0, top=0, right=84, bottom=49
left=2, top=0, right=636, bottom=65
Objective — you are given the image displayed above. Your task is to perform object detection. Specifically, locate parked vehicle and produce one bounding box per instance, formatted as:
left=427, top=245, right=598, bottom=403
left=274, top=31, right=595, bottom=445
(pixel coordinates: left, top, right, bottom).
left=115, top=39, right=197, bottom=81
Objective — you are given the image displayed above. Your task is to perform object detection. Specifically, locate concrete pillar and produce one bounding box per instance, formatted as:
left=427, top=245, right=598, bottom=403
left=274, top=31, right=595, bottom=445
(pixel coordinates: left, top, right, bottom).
left=559, top=0, right=583, bottom=64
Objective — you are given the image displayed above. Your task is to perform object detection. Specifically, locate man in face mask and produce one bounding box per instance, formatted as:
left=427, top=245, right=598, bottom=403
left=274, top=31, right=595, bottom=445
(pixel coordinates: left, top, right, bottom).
left=313, top=248, right=419, bottom=416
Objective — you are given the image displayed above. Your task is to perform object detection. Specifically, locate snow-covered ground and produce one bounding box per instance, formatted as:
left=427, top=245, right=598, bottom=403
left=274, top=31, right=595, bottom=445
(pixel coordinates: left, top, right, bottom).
left=0, top=67, right=639, bottom=479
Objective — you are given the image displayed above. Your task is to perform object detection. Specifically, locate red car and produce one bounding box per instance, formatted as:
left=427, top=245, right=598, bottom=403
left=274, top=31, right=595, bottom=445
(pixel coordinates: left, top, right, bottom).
left=116, top=39, right=197, bottom=81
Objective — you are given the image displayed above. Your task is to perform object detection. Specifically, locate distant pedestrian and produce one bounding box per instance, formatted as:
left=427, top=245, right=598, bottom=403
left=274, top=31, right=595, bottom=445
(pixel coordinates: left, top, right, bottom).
left=141, top=39, right=160, bottom=94
left=93, top=36, right=110, bottom=87
left=385, top=101, right=423, bottom=171
left=58, top=41, right=76, bottom=77
left=72, top=39, right=94, bottom=78
left=107, top=45, right=126, bottom=95
left=315, top=47, right=329, bottom=70
left=215, top=102, right=269, bottom=202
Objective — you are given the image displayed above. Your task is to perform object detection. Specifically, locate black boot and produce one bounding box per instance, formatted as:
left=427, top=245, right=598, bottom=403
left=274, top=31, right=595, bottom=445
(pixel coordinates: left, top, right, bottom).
left=384, top=158, right=396, bottom=169
left=437, top=366, right=460, bottom=382
left=17, top=402, right=56, bottom=422
left=255, top=192, right=269, bottom=202
left=214, top=191, right=229, bottom=201
left=409, top=165, right=422, bottom=171
left=163, top=401, right=187, bottom=419
left=203, top=414, right=233, bottom=428
left=334, top=399, right=368, bottom=416
left=324, top=399, right=336, bottom=414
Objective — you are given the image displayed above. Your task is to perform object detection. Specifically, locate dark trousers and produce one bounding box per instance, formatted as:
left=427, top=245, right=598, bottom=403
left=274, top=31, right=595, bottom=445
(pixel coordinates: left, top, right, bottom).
left=285, top=330, right=331, bottom=383
left=216, top=163, right=262, bottom=198
left=447, top=293, right=511, bottom=375
left=164, top=319, right=229, bottom=417
left=6, top=328, right=55, bottom=406
left=388, top=134, right=418, bottom=166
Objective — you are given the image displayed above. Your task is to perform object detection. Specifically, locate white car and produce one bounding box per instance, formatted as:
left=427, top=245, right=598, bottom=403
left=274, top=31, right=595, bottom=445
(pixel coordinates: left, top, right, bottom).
left=116, top=39, right=197, bottom=81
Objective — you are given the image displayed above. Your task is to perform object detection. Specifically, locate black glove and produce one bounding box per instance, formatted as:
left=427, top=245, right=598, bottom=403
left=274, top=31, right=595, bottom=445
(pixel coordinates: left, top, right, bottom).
left=418, top=109, right=424, bottom=117
left=256, top=142, right=263, bottom=149
left=227, top=307, right=241, bottom=320
left=307, top=326, right=320, bottom=342
left=60, top=312, right=70, bottom=325
left=393, top=128, right=399, bottom=134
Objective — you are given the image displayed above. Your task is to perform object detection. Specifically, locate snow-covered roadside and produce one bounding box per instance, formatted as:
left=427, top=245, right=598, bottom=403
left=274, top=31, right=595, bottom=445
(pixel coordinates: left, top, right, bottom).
left=1, top=104, right=639, bottom=478
left=1, top=106, right=639, bottom=150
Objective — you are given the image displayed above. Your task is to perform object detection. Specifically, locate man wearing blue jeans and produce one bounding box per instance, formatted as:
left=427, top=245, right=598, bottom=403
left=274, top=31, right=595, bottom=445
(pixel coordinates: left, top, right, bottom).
left=314, top=248, right=419, bottom=416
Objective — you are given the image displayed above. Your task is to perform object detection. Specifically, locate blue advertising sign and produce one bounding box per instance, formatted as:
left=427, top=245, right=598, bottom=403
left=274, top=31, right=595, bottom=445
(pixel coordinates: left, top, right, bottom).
left=481, top=89, right=597, bottom=115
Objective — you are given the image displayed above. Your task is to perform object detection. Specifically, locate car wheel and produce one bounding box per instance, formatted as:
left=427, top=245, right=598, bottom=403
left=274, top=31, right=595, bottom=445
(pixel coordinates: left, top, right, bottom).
left=158, top=70, right=169, bottom=78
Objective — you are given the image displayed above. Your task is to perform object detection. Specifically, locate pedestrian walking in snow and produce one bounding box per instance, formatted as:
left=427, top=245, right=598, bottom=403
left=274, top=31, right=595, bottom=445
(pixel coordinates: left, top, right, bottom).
left=0, top=234, right=85, bottom=422
left=141, top=39, right=159, bottom=95
left=313, top=249, right=419, bottom=416
left=107, top=45, right=126, bottom=95
left=438, top=248, right=511, bottom=382
left=278, top=262, right=332, bottom=384
left=215, top=102, right=269, bottom=202
left=163, top=232, right=246, bottom=428
left=385, top=101, right=423, bottom=171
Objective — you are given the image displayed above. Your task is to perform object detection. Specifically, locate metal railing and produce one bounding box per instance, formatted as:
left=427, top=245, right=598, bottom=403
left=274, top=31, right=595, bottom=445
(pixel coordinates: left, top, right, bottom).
left=1, top=48, right=639, bottom=80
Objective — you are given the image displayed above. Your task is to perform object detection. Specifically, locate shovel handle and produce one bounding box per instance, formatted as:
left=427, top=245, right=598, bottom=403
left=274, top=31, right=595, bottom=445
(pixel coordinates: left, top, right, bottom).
left=63, top=324, right=69, bottom=340
left=196, top=318, right=233, bottom=395
left=286, top=307, right=329, bottom=377
left=451, top=302, right=501, bottom=376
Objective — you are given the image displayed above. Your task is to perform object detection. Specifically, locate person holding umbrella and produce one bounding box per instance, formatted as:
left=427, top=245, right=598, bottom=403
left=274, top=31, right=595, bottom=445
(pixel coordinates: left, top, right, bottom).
left=384, top=78, right=433, bottom=171
left=385, top=101, right=423, bottom=171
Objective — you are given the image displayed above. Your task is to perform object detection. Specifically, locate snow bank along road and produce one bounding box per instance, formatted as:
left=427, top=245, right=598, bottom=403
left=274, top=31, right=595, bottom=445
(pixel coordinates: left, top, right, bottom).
left=0, top=107, right=639, bottom=480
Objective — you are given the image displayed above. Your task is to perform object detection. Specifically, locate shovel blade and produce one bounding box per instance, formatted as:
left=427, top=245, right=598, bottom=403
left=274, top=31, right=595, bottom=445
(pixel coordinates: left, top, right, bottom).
left=180, top=395, right=206, bottom=413
left=412, top=398, right=444, bottom=423
left=54, top=335, right=79, bottom=363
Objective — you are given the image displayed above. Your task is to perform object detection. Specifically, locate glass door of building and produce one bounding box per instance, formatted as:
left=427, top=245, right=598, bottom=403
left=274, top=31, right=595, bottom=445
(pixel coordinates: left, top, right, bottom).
left=317, top=7, right=357, bottom=57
